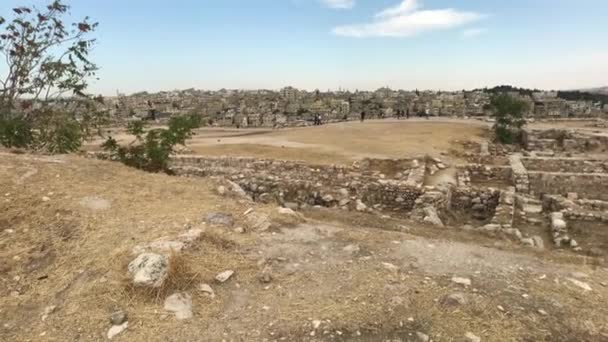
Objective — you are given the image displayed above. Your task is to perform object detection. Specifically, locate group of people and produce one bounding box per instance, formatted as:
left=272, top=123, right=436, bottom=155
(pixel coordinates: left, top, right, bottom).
left=360, top=108, right=412, bottom=122
left=395, top=108, right=411, bottom=120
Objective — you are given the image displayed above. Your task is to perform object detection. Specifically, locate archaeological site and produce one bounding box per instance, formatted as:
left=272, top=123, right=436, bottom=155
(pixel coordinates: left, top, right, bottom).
left=0, top=118, right=594, bottom=341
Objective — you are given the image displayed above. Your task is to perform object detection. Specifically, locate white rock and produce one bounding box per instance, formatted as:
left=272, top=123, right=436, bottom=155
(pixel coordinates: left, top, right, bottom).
left=277, top=207, right=297, bottom=216
left=216, top=185, right=226, bottom=196
left=355, top=200, right=367, bottom=212
left=451, top=277, right=472, bottom=286
left=127, top=253, right=168, bottom=288
left=416, top=332, right=430, bottom=342
left=465, top=332, right=481, bottom=342
left=164, top=293, right=193, bottom=320
left=552, top=219, right=567, bottom=230
left=312, top=320, right=322, bottom=329
left=215, top=270, right=235, bottom=283
left=423, top=206, right=444, bottom=228
left=42, top=196, right=51, bottom=202
left=198, top=283, right=215, bottom=298
left=567, top=278, right=592, bottom=291
left=107, top=322, right=128, bottom=340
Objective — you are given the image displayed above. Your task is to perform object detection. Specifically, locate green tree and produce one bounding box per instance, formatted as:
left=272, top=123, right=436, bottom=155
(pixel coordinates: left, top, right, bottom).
left=490, top=93, right=528, bottom=144
left=0, top=0, right=101, bottom=152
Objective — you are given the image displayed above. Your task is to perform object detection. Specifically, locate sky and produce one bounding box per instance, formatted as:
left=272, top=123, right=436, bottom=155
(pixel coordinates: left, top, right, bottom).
left=1, top=0, right=607, bottom=95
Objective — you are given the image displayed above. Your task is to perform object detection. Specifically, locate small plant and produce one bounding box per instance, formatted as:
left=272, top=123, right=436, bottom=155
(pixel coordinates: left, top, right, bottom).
left=103, top=114, right=202, bottom=172
left=490, top=93, right=529, bottom=144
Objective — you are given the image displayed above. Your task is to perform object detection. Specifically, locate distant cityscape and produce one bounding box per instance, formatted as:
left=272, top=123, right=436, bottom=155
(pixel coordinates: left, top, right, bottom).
left=36, top=86, right=608, bottom=127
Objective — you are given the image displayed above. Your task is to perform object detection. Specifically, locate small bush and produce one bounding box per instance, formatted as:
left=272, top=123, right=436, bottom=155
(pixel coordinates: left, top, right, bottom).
left=0, top=117, right=34, bottom=148
left=103, top=114, right=201, bottom=172
left=40, top=119, right=83, bottom=154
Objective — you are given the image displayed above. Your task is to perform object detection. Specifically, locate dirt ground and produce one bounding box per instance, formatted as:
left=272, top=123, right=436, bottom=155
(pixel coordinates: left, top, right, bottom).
left=1, top=151, right=608, bottom=342
left=87, top=118, right=489, bottom=165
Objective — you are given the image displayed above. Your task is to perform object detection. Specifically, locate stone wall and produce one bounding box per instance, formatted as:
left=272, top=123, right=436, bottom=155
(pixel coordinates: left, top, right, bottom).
left=524, top=129, right=608, bottom=153
left=528, top=171, right=608, bottom=201
left=449, top=187, right=500, bottom=221
left=170, top=156, right=424, bottom=214
left=458, top=164, right=513, bottom=186
left=522, top=157, right=608, bottom=173
left=509, top=155, right=529, bottom=193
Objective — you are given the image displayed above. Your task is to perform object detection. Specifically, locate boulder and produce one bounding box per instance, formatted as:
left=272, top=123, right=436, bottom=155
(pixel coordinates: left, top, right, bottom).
left=127, top=253, right=168, bottom=288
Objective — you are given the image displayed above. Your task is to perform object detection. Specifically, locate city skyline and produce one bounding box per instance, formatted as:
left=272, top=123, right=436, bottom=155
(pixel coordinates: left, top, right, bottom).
left=1, top=0, right=607, bottom=95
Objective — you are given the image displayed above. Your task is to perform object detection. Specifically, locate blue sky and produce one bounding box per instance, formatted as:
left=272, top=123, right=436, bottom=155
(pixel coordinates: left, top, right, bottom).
left=1, top=0, right=607, bottom=95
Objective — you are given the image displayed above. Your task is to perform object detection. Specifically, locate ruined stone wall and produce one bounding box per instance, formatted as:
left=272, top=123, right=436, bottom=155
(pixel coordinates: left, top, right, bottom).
left=524, top=129, right=608, bottom=153
left=170, top=156, right=424, bottom=213
left=449, top=187, right=500, bottom=221
left=459, top=164, right=513, bottom=184
left=528, top=172, right=608, bottom=200
left=509, top=155, right=529, bottom=193
left=522, top=157, right=608, bottom=173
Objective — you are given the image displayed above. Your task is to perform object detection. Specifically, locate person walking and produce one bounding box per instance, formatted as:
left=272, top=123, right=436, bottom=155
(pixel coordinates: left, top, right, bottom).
left=360, top=111, right=366, bottom=122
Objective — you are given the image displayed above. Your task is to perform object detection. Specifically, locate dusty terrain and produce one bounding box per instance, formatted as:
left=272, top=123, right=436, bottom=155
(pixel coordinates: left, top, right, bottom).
left=88, top=118, right=489, bottom=165
left=2, top=120, right=608, bottom=341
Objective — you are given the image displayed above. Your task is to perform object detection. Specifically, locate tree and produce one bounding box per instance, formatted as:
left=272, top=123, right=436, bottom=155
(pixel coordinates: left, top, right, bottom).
left=0, top=1, right=97, bottom=113
left=0, top=0, right=100, bottom=152
left=490, top=93, right=528, bottom=144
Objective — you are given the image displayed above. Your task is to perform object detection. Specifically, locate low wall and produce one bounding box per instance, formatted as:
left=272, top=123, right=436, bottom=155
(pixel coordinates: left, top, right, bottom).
left=170, top=155, right=425, bottom=214
left=528, top=171, right=608, bottom=201
left=522, top=157, right=608, bottom=173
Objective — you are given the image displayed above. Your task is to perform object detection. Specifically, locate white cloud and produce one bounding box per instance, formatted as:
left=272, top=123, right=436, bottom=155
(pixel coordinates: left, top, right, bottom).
left=462, top=27, right=487, bottom=38
left=320, top=0, right=355, bottom=10
left=375, top=0, right=419, bottom=19
left=333, top=0, right=484, bottom=38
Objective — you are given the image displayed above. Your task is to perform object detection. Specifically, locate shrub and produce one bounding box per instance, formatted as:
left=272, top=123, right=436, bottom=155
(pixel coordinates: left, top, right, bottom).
left=103, top=114, right=202, bottom=172
left=0, top=117, right=33, bottom=148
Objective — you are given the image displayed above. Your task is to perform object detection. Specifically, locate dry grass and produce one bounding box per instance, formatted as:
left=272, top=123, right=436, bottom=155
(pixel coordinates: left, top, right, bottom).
left=1, top=145, right=608, bottom=341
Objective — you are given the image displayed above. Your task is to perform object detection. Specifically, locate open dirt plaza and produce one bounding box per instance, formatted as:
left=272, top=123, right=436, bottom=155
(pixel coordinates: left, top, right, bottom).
left=3, top=118, right=608, bottom=341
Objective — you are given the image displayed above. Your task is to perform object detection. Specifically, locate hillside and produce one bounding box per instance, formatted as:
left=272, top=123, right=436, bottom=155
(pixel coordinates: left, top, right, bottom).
left=1, top=151, right=608, bottom=341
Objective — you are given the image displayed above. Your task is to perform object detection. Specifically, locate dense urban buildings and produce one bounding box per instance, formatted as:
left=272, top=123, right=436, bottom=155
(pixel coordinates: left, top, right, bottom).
left=96, top=86, right=608, bottom=127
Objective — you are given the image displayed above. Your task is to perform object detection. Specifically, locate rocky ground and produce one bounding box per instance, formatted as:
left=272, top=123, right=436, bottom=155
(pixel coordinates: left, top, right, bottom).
left=1, top=152, right=608, bottom=342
